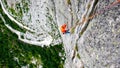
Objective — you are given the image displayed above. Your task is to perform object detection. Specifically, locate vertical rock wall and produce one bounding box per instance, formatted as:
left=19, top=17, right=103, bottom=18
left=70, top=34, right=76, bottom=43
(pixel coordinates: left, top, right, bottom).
left=1, top=0, right=120, bottom=68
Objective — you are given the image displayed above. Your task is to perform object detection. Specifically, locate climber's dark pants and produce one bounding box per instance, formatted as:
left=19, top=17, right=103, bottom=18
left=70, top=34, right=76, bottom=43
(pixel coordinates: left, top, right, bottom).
left=63, top=30, right=70, bottom=34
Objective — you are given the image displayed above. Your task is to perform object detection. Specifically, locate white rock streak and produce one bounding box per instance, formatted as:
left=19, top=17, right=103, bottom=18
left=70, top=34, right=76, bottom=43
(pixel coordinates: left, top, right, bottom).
left=0, top=0, right=34, bottom=32
left=0, top=8, right=52, bottom=47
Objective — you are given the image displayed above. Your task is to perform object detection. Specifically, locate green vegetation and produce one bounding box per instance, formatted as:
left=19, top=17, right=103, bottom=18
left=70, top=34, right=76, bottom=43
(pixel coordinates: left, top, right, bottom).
left=8, top=3, right=23, bottom=20
left=0, top=17, right=65, bottom=68
left=0, top=5, right=26, bottom=33
left=66, top=0, right=71, bottom=5
left=45, top=7, right=61, bottom=40
left=70, top=27, right=75, bottom=34
left=21, top=0, right=30, bottom=13
left=87, top=3, right=91, bottom=9
left=2, top=0, right=30, bottom=22
left=77, top=53, right=81, bottom=59
left=70, top=20, right=79, bottom=34
left=2, top=0, right=8, bottom=8
left=75, top=45, right=78, bottom=51
left=0, top=4, right=65, bottom=68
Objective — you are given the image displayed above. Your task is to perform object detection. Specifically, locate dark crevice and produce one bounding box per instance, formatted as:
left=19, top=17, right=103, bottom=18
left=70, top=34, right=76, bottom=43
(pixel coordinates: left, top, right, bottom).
left=79, top=0, right=99, bottom=38
left=74, top=1, right=99, bottom=60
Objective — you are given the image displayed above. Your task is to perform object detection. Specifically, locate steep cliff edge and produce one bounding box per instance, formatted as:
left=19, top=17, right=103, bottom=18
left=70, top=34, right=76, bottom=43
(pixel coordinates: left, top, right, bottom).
left=54, top=0, right=120, bottom=68
left=0, top=0, right=120, bottom=68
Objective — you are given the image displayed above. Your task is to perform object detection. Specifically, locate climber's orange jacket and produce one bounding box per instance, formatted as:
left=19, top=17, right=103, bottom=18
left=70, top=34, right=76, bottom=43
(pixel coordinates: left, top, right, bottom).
left=60, top=24, right=67, bottom=34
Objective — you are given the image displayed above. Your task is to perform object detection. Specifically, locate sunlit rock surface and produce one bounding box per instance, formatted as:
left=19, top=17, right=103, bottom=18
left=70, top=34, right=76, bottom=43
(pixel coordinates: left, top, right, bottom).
left=0, top=0, right=120, bottom=68
left=77, top=0, right=120, bottom=68
left=1, top=0, right=61, bottom=46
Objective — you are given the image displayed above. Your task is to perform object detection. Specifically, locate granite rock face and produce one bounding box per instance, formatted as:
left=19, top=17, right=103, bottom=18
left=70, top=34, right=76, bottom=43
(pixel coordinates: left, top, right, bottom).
left=1, top=0, right=120, bottom=68
left=54, top=0, right=120, bottom=68
left=77, top=0, right=120, bottom=68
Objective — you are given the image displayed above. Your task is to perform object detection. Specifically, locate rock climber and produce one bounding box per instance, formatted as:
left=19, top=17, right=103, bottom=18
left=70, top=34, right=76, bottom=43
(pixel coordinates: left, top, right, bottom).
left=60, top=23, right=70, bottom=34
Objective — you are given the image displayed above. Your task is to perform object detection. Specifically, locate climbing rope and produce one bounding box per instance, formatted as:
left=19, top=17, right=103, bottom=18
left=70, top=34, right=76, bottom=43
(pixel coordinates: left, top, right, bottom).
left=82, top=0, right=120, bottom=25
left=70, top=0, right=120, bottom=33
